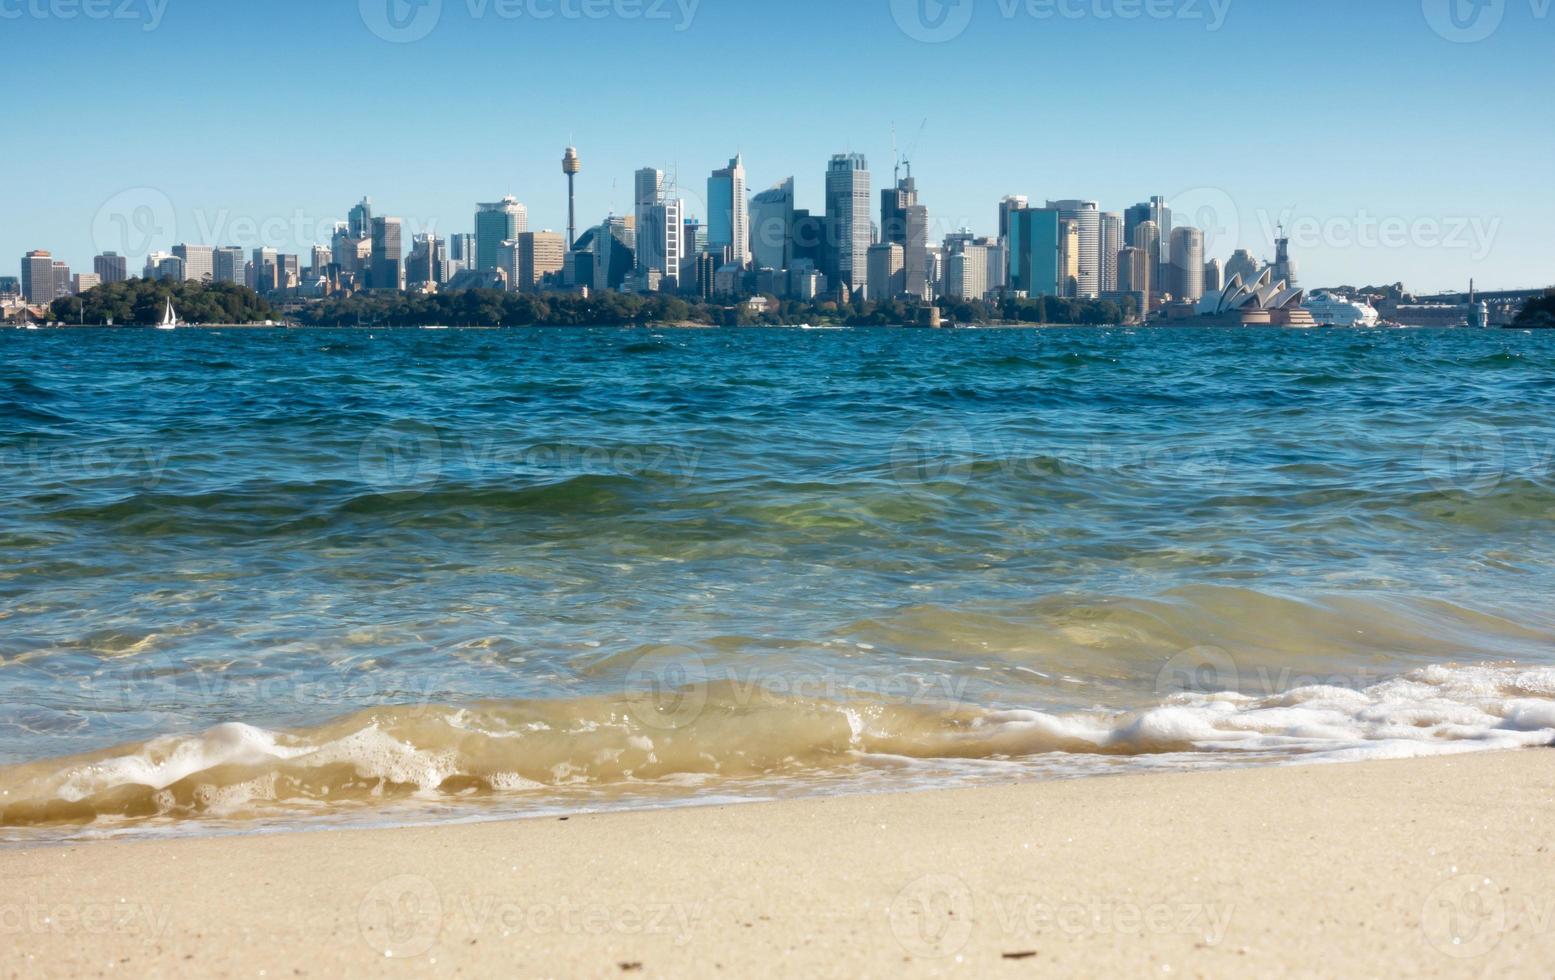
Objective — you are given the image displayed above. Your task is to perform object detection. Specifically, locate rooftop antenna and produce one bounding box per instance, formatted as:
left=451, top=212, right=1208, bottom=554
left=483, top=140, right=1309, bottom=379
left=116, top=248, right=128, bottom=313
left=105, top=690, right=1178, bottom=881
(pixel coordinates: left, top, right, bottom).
left=892, top=122, right=900, bottom=185
left=903, top=118, right=928, bottom=185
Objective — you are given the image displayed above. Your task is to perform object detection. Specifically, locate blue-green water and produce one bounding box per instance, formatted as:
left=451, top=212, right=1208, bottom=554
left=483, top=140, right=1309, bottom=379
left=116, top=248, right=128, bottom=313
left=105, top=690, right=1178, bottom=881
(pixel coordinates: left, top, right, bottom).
left=2, top=326, right=1553, bottom=837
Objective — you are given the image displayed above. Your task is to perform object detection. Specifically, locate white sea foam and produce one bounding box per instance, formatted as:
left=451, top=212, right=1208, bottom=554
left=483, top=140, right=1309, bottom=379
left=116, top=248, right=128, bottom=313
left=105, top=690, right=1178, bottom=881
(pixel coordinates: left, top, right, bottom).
left=4, top=665, right=1552, bottom=830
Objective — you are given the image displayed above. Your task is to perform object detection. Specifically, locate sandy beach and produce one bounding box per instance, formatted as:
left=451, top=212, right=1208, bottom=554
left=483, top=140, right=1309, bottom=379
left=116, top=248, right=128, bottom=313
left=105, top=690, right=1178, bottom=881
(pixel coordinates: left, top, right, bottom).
left=3, top=750, right=1551, bottom=978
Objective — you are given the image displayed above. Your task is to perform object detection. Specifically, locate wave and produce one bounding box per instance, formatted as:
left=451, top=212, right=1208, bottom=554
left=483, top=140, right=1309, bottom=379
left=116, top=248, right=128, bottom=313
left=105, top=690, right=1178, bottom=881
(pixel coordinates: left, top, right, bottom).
left=2, top=664, right=1550, bottom=829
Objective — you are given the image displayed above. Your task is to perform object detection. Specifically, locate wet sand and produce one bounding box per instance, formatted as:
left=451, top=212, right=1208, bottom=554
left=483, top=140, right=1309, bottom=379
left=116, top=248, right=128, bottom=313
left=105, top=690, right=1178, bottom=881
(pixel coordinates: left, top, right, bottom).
left=4, top=750, right=1553, bottom=978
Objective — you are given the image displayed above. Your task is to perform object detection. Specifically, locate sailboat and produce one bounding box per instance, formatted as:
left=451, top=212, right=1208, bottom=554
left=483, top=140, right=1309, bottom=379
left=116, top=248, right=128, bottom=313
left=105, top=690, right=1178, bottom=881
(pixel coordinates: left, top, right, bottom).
left=157, top=297, right=179, bottom=331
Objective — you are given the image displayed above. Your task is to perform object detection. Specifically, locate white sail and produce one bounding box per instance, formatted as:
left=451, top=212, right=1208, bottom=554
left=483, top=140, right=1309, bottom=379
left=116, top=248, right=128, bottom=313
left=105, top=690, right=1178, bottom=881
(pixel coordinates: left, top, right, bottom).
left=158, top=297, right=178, bottom=330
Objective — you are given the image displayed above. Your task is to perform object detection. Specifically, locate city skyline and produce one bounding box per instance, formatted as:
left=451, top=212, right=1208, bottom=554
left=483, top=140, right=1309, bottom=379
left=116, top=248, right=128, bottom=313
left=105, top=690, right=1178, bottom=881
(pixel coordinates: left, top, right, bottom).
left=6, top=0, right=1553, bottom=293
left=5, top=144, right=1539, bottom=293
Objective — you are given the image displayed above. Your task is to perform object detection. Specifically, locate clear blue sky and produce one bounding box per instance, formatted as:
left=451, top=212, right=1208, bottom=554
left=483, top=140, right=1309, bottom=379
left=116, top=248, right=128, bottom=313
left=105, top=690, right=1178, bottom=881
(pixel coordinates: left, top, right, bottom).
left=10, top=0, right=1554, bottom=292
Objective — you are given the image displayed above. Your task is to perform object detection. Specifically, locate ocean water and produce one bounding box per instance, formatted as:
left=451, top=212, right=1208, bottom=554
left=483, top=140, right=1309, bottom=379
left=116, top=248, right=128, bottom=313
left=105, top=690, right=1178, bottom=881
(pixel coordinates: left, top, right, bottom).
left=2, top=325, right=1553, bottom=841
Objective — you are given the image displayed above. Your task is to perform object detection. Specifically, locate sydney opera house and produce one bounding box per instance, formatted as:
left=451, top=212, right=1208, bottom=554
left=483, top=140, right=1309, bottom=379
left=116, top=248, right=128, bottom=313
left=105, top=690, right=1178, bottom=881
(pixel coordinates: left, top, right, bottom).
left=1194, top=266, right=1317, bottom=327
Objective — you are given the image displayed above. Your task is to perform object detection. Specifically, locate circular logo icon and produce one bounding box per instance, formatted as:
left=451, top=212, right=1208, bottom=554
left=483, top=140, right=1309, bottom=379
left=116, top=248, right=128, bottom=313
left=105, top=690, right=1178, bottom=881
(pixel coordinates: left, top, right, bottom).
left=1168, top=187, right=1242, bottom=264
left=1422, top=0, right=1505, bottom=43
left=358, top=422, right=443, bottom=492
left=1422, top=874, right=1507, bottom=958
left=92, top=187, right=177, bottom=260
left=108, top=659, right=170, bottom=713
left=360, top=0, right=443, bottom=43
left=1155, top=646, right=1240, bottom=697
left=890, top=0, right=976, bottom=43
left=1422, top=421, right=1505, bottom=497
left=625, top=653, right=710, bottom=732
left=889, top=874, right=975, bottom=958
left=358, top=875, right=442, bottom=958
left=890, top=421, right=975, bottom=497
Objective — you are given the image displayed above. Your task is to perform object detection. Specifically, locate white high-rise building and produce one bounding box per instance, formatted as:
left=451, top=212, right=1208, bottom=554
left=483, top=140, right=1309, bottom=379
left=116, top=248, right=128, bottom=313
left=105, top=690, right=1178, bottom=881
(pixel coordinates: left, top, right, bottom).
left=1099, top=212, right=1124, bottom=294
left=825, top=153, right=871, bottom=299
left=173, top=244, right=214, bottom=283
left=1149, top=196, right=1173, bottom=288
left=867, top=242, right=904, bottom=301
left=1046, top=200, right=1101, bottom=298
left=707, top=155, right=750, bottom=268
left=634, top=167, right=684, bottom=289
left=945, top=242, right=991, bottom=301
left=1170, top=226, right=1205, bottom=302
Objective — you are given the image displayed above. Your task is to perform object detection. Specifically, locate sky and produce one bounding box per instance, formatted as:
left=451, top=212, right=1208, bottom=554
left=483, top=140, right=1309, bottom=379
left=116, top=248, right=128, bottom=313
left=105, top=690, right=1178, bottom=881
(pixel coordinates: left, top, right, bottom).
left=7, top=0, right=1554, bottom=293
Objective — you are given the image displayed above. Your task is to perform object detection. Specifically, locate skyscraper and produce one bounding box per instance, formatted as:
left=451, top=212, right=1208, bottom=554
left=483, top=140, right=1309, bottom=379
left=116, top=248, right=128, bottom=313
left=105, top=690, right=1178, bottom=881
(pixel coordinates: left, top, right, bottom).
left=999, top=195, right=1029, bottom=243
left=749, top=178, right=795, bottom=272
left=707, top=155, right=750, bottom=268
left=634, top=167, right=684, bottom=289
left=1045, top=200, right=1101, bottom=298
left=1131, top=220, right=1160, bottom=298
left=825, top=153, right=870, bottom=299
left=1225, top=249, right=1259, bottom=284
left=1123, top=202, right=1151, bottom=247
left=1170, top=226, right=1205, bottom=301
left=371, top=217, right=404, bottom=291
left=20, top=251, right=55, bottom=304
left=1204, top=258, right=1223, bottom=294
left=1099, top=212, right=1124, bottom=294
left=562, top=147, right=582, bottom=250
left=51, top=261, right=71, bottom=299
left=1118, top=246, right=1149, bottom=295
left=405, top=235, right=444, bottom=289
left=1058, top=220, right=1080, bottom=299
left=251, top=248, right=279, bottom=293
left=146, top=253, right=184, bottom=282
left=448, top=234, right=476, bottom=265
left=882, top=167, right=929, bottom=301
left=214, top=247, right=245, bottom=286
left=944, top=239, right=992, bottom=302
left=867, top=242, right=905, bottom=302
left=93, top=252, right=128, bottom=284
left=173, top=244, right=214, bottom=283
left=1007, top=208, right=1062, bottom=297
left=476, top=198, right=528, bottom=273
left=348, top=197, right=373, bottom=239
left=516, top=231, right=566, bottom=292
left=1149, top=196, right=1173, bottom=290
left=310, top=245, right=334, bottom=277
left=277, top=254, right=300, bottom=292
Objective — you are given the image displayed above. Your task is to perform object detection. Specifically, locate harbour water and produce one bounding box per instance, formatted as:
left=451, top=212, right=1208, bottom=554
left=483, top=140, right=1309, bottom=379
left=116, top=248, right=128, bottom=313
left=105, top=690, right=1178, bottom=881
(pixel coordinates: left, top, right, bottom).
left=2, top=326, right=1553, bottom=841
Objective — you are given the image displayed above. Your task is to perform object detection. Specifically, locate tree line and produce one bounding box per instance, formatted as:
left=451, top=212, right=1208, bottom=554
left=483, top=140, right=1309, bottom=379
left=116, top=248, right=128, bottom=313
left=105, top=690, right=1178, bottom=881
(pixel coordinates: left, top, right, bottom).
left=38, top=281, right=1139, bottom=328
left=46, top=280, right=278, bottom=325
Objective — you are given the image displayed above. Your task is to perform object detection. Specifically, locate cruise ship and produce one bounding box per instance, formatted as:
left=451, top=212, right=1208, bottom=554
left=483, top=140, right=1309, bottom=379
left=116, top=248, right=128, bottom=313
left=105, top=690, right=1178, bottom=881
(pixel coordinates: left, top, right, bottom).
left=1303, top=292, right=1381, bottom=328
